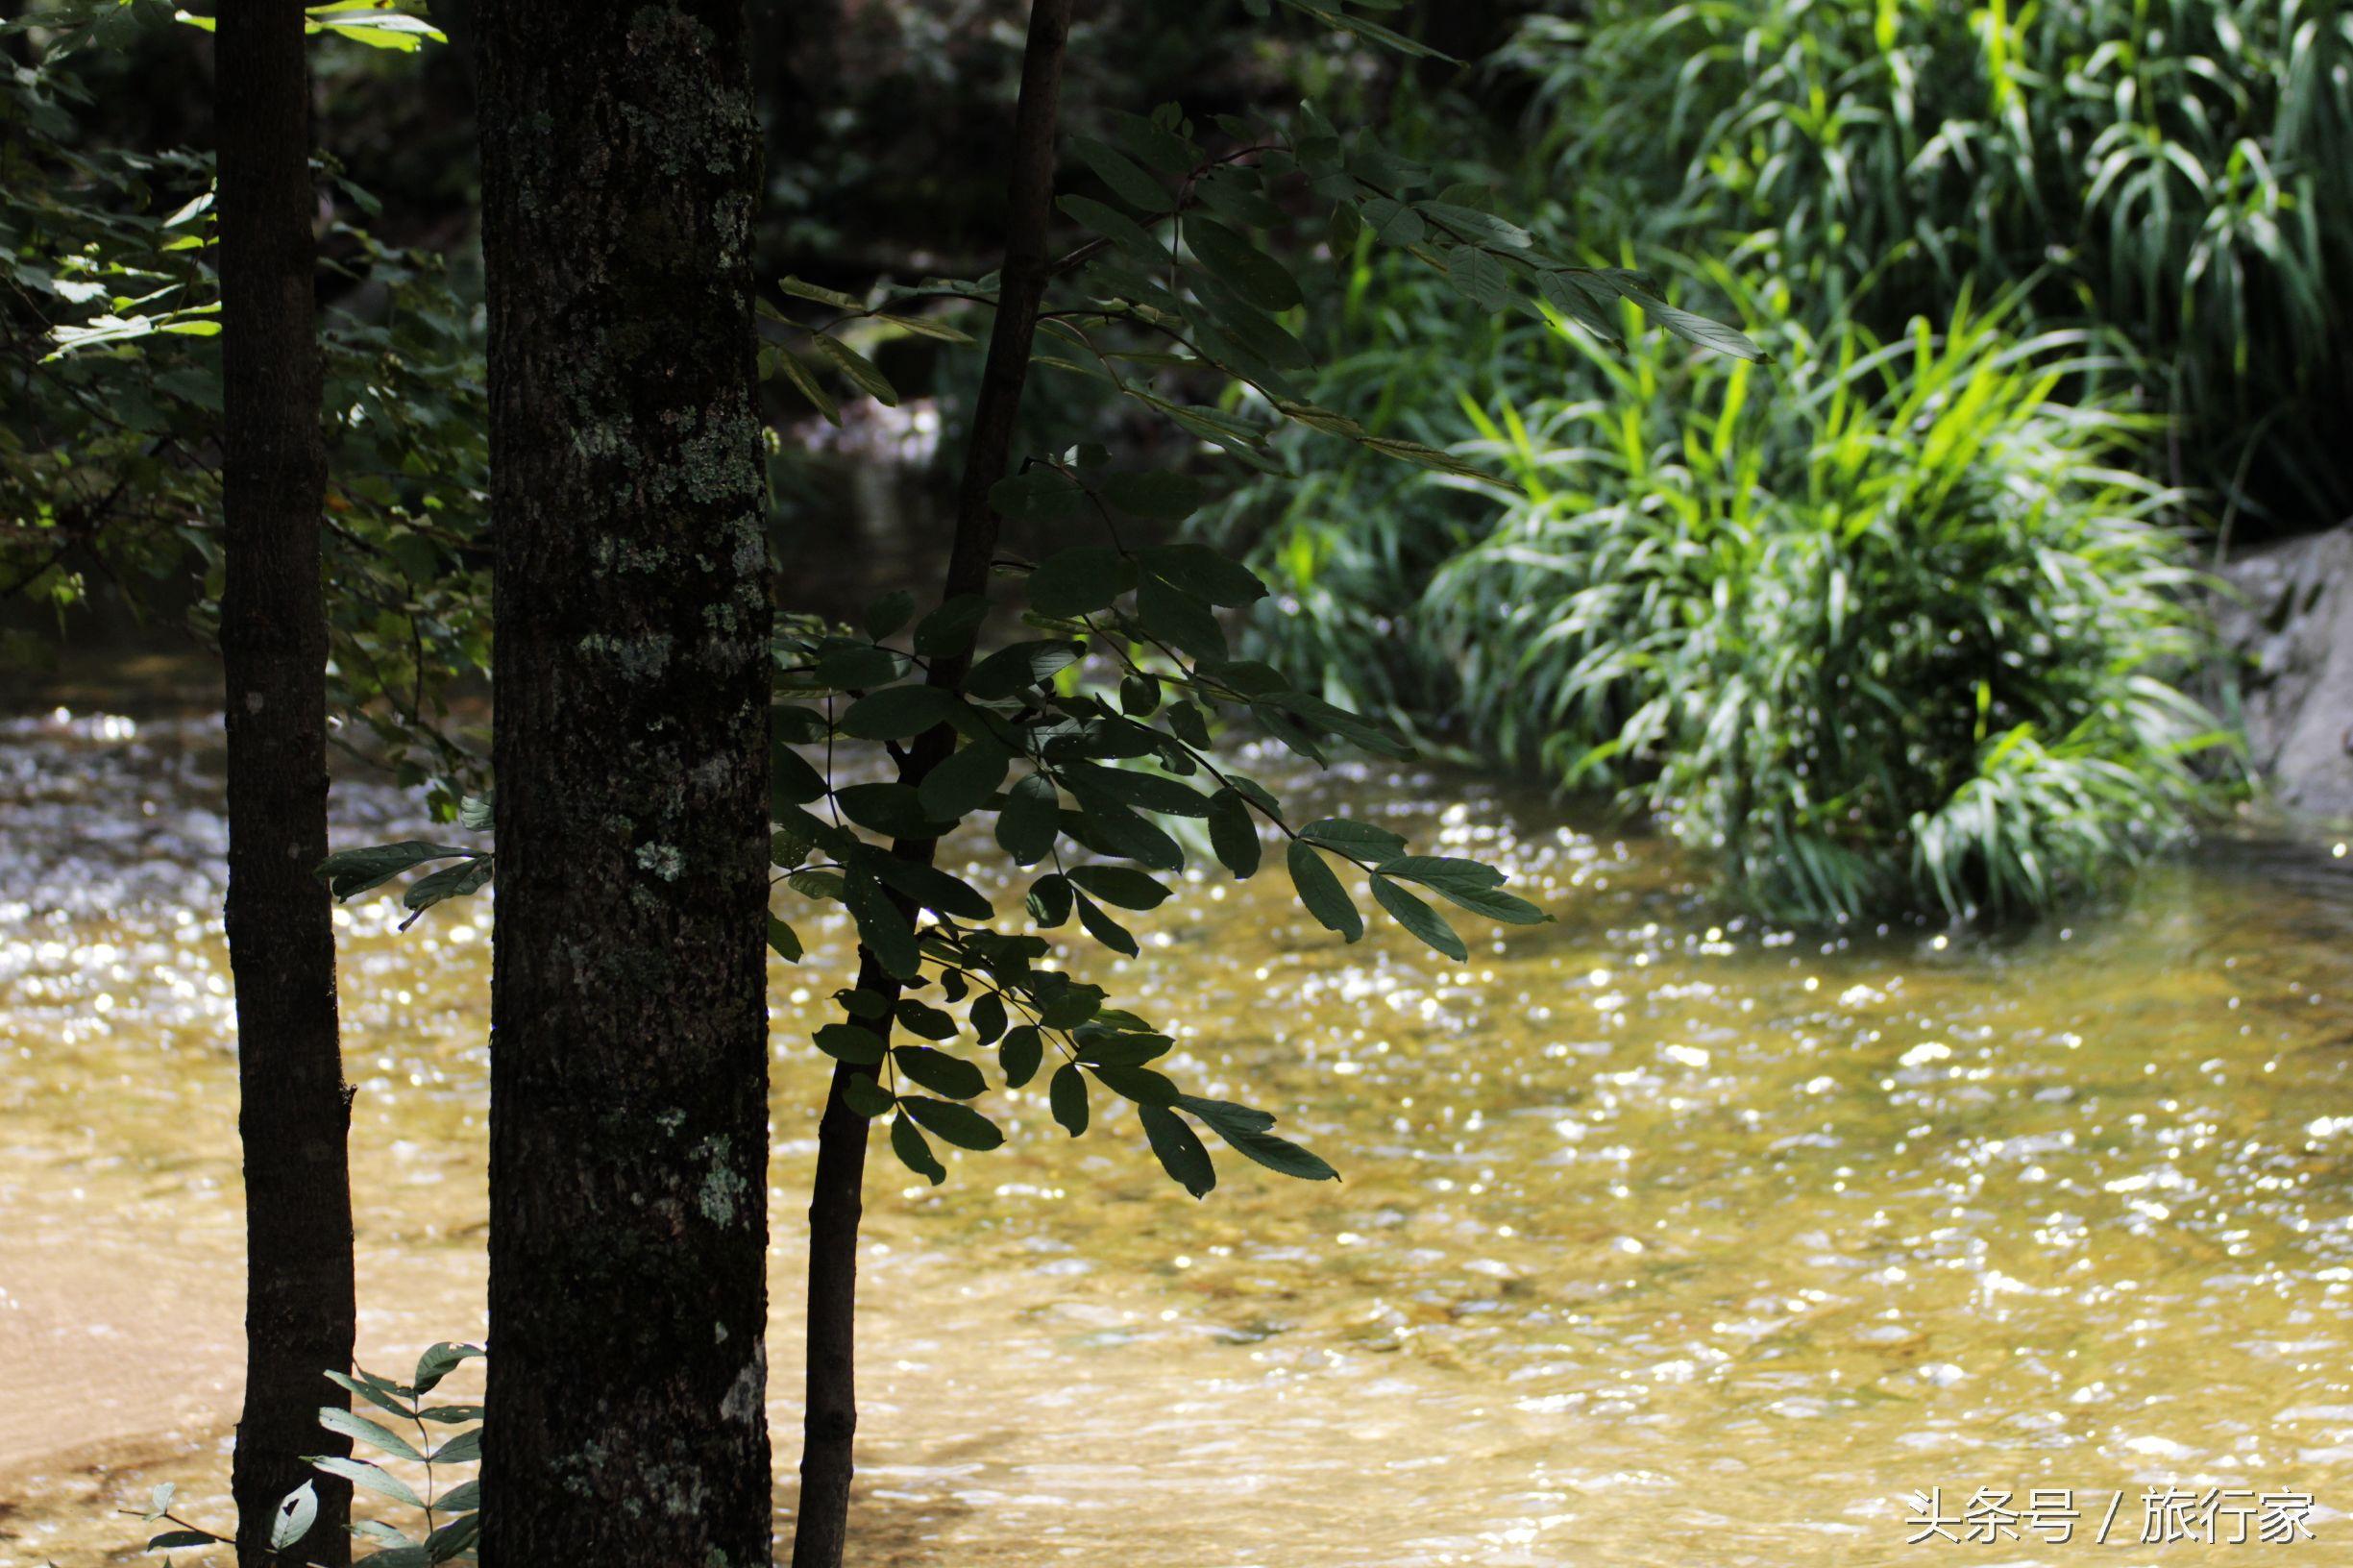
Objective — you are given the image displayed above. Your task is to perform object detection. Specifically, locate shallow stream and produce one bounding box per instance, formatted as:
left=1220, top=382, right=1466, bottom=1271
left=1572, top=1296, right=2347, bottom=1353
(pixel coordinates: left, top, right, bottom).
left=5, top=704, right=2353, bottom=1565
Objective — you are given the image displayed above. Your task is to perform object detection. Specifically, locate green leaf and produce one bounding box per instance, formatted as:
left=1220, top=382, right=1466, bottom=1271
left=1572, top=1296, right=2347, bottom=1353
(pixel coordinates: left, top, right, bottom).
left=890, top=1114, right=946, bottom=1184
left=434, top=1480, right=480, bottom=1512
left=1036, top=978, right=1105, bottom=1029
left=1206, top=789, right=1261, bottom=878
left=771, top=738, right=830, bottom=806
left=812, top=331, right=899, bottom=404
left=307, top=1450, right=423, bottom=1507
left=1371, top=875, right=1468, bottom=961
left=1101, top=471, right=1207, bottom=522
left=779, top=274, right=865, bottom=309
left=918, top=738, right=1013, bottom=821
left=894, top=999, right=958, bottom=1041
left=769, top=344, right=843, bottom=424
left=426, top=1511, right=480, bottom=1563
left=1360, top=195, right=1425, bottom=245
left=404, top=857, right=492, bottom=914
left=316, top=840, right=471, bottom=901
left=1140, top=543, right=1268, bottom=606
left=969, top=992, right=1008, bottom=1043
left=426, top=1428, right=480, bottom=1464
left=149, top=1531, right=220, bottom=1551
left=968, top=642, right=1084, bottom=702
left=1167, top=700, right=1212, bottom=748
left=772, top=704, right=831, bottom=745
left=913, top=595, right=989, bottom=657
left=269, top=1482, right=318, bottom=1552
left=1061, top=761, right=1210, bottom=818
left=1028, top=546, right=1136, bottom=619
left=327, top=1370, right=415, bottom=1422
left=1066, top=865, right=1172, bottom=909
left=1184, top=1097, right=1338, bottom=1181
left=1074, top=892, right=1140, bottom=957
left=995, top=772, right=1061, bottom=866
left=845, top=870, right=921, bottom=980
left=416, top=1404, right=483, bottom=1424
left=866, top=854, right=993, bottom=920
left=1000, top=1024, right=1044, bottom=1088
left=1135, top=577, right=1227, bottom=661
left=1106, top=107, right=1197, bottom=174
left=1263, top=693, right=1415, bottom=758
left=788, top=868, right=846, bottom=902
left=1287, top=841, right=1362, bottom=942
left=810, top=643, right=906, bottom=689
left=307, top=1450, right=418, bottom=1507
left=1446, top=245, right=1512, bottom=311
left=1377, top=855, right=1549, bottom=922
left=1118, top=673, right=1162, bottom=717
left=840, top=684, right=958, bottom=740
left=1300, top=818, right=1409, bottom=859
left=1071, top=135, right=1170, bottom=211
left=1172, top=1093, right=1275, bottom=1132
left=1072, top=1028, right=1171, bottom=1066
left=1026, top=871, right=1074, bottom=928
left=1139, top=1104, right=1215, bottom=1197
left=902, top=1096, right=1005, bottom=1151
left=864, top=589, right=916, bottom=639
left=814, top=1023, right=886, bottom=1065
left=990, top=467, right=1086, bottom=523
left=1534, top=270, right=1622, bottom=343
left=1065, top=799, right=1185, bottom=870
left=1614, top=282, right=1766, bottom=361
left=1061, top=193, right=1170, bottom=261
left=834, top=781, right=951, bottom=839
left=842, top=1075, right=897, bottom=1118
left=1048, top=1063, right=1090, bottom=1136
left=767, top=916, right=804, bottom=963
left=1186, top=217, right=1302, bottom=310
left=1090, top=1061, right=1178, bottom=1106
left=839, top=988, right=893, bottom=1019
left=412, top=1341, right=481, bottom=1394
left=894, top=1045, right=985, bottom=1099
left=318, top=1407, right=422, bottom=1462
left=1420, top=199, right=1532, bottom=251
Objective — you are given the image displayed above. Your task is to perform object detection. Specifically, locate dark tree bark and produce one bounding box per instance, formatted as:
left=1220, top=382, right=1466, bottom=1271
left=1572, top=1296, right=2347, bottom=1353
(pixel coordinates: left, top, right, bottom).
left=474, top=4, right=772, bottom=1565
left=215, top=6, right=355, bottom=1564
left=789, top=4, right=1073, bottom=1564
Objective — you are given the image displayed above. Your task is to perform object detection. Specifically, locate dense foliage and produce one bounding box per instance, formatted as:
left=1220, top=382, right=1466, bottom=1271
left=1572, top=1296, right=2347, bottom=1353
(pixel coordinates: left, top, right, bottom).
left=1429, top=282, right=2221, bottom=920
left=1197, top=2, right=2286, bottom=921
left=3, top=4, right=491, bottom=808
left=1507, top=0, right=2353, bottom=527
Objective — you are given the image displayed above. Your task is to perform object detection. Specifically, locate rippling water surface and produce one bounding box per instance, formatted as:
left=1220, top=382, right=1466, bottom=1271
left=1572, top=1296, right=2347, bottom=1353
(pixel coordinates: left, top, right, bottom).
left=6, top=705, right=2353, bottom=1566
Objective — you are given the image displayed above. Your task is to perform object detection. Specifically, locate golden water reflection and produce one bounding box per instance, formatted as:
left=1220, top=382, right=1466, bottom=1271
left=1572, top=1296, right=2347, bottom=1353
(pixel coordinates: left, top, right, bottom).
left=5, top=708, right=2353, bottom=1565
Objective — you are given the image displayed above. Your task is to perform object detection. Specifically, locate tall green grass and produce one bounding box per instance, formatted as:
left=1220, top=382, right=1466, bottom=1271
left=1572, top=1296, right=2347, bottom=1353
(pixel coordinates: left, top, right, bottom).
left=1501, top=0, right=2353, bottom=526
left=1424, top=278, right=2228, bottom=921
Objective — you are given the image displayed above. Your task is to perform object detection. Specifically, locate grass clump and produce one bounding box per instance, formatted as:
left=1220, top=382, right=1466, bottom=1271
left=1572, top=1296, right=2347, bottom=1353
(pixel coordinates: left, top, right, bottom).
left=1422, top=282, right=2228, bottom=921
left=1502, top=0, right=2353, bottom=527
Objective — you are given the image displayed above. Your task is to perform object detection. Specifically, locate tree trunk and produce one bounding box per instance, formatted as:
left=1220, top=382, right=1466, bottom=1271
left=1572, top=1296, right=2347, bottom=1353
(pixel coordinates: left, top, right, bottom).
left=474, top=4, right=772, bottom=1564
left=788, top=4, right=1072, bottom=1564
left=215, top=6, right=355, bottom=1564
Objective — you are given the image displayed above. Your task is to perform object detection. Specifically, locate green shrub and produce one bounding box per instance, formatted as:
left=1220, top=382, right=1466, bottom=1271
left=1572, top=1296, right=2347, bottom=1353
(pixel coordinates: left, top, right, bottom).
left=1501, top=0, right=2353, bottom=526
left=1201, top=231, right=1563, bottom=734
left=1423, top=278, right=2228, bottom=921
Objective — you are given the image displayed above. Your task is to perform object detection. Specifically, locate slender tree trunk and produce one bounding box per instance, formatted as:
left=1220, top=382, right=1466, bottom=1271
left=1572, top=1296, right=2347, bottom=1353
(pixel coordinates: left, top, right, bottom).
left=474, top=4, right=772, bottom=1564
left=215, top=7, right=355, bottom=1564
left=789, top=4, right=1073, bottom=1563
